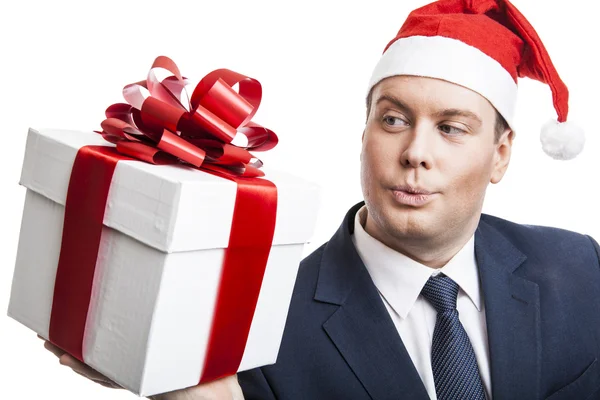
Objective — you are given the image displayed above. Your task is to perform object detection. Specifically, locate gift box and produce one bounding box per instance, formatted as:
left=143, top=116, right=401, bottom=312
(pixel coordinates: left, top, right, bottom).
left=8, top=57, right=320, bottom=396
left=8, top=127, right=320, bottom=396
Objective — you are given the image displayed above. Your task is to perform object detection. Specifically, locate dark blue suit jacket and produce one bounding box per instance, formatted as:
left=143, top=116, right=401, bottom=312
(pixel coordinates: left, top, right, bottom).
left=238, top=202, right=600, bottom=399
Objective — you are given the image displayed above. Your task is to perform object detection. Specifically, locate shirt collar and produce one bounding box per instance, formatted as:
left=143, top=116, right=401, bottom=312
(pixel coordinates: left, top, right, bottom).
left=351, top=206, right=482, bottom=319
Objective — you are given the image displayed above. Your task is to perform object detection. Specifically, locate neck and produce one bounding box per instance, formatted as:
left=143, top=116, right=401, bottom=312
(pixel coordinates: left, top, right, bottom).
left=363, top=213, right=479, bottom=269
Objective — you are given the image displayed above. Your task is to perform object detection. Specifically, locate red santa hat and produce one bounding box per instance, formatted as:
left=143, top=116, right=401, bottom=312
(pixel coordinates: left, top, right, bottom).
left=368, top=0, right=584, bottom=160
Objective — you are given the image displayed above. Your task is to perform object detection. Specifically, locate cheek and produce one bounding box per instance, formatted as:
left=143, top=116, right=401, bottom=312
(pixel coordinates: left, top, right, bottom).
left=443, top=148, right=494, bottom=202
left=360, top=145, right=375, bottom=197
left=362, top=135, right=398, bottom=177
left=361, top=135, right=396, bottom=201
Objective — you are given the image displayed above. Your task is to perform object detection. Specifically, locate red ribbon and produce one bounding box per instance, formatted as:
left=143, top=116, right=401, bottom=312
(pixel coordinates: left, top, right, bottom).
left=48, top=57, right=279, bottom=383
left=200, top=173, right=277, bottom=383
left=49, top=146, right=132, bottom=362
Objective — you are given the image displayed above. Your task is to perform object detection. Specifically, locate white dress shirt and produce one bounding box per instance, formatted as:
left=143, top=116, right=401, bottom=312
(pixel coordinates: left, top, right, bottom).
left=351, top=206, right=492, bottom=400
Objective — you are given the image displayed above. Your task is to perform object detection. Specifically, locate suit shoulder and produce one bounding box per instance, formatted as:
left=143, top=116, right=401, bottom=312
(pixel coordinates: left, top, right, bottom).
left=481, top=213, right=592, bottom=240
left=290, top=243, right=327, bottom=300
left=480, top=213, right=599, bottom=263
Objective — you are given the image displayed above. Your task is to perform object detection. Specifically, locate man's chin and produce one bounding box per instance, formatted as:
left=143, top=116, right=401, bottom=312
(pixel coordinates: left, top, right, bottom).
left=386, top=213, right=438, bottom=240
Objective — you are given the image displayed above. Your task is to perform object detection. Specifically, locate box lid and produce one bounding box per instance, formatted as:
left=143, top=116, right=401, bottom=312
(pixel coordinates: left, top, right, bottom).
left=20, top=128, right=321, bottom=253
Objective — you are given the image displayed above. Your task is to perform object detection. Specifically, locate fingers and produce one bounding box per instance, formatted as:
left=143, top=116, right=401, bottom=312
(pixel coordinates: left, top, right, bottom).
left=40, top=335, right=66, bottom=359
left=60, top=354, right=122, bottom=388
left=58, top=353, right=114, bottom=383
left=40, top=337, right=121, bottom=390
left=97, top=380, right=121, bottom=389
left=43, top=340, right=66, bottom=358
left=70, top=367, right=115, bottom=386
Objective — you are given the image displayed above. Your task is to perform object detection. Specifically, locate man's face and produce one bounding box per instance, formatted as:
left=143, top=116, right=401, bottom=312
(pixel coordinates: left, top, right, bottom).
left=361, top=76, right=513, bottom=250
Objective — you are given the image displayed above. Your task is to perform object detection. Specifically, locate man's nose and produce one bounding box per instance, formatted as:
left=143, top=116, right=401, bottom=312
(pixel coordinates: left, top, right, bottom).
left=400, top=124, right=434, bottom=169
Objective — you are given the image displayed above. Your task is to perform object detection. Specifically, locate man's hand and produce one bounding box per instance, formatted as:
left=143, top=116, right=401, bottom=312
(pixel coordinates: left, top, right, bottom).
left=40, top=335, right=122, bottom=389
left=39, top=335, right=244, bottom=399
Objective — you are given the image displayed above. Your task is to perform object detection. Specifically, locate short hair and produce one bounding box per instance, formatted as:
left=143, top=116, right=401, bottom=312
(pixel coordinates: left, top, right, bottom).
left=365, top=86, right=509, bottom=143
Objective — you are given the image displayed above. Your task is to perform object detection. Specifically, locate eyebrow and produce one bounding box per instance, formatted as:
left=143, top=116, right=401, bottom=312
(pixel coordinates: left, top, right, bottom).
left=375, top=94, right=483, bottom=127
left=375, top=94, right=411, bottom=113
left=433, top=108, right=482, bottom=127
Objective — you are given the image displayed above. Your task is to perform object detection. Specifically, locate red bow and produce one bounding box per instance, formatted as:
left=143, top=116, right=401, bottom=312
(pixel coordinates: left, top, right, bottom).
left=96, top=56, right=278, bottom=177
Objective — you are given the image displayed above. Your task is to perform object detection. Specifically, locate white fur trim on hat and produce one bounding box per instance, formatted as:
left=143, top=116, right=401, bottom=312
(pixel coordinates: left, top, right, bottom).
left=368, top=35, right=518, bottom=129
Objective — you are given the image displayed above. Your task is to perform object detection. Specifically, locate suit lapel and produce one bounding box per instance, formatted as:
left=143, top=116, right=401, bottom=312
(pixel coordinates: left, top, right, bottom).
left=475, top=218, right=541, bottom=399
left=315, top=203, right=429, bottom=400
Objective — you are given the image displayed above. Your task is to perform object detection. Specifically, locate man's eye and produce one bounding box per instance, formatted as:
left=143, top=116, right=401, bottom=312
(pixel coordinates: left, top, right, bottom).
left=383, top=116, right=407, bottom=126
left=439, top=124, right=465, bottom=135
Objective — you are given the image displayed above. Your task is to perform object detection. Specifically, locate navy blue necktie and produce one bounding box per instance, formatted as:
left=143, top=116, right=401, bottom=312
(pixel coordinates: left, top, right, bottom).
left=420, top=274, right=486, bottom=400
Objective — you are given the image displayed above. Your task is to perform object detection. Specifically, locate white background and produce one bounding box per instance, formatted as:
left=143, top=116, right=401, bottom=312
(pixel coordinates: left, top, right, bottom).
left=1, top=0, right=599, bottom=398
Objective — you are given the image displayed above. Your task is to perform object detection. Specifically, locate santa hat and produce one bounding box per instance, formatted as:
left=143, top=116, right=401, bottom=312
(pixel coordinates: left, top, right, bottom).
left=368, top=0, right=584, bottom=160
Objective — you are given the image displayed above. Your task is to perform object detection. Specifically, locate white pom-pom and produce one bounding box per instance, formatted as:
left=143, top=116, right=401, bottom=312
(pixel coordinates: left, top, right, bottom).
left=540, top=119, right=585, bottom=160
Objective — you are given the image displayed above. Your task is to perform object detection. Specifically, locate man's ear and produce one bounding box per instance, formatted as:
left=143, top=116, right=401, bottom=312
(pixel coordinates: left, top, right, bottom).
left=490, top=129, right=514, bottom=184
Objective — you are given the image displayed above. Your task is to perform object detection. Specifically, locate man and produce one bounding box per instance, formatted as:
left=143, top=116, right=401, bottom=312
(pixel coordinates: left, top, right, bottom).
left=43, top=0, right=600, bottom=399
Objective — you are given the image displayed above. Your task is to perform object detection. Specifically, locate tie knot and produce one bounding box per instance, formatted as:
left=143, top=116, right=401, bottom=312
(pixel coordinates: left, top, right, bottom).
left=421, top=274, right=459, bottom=313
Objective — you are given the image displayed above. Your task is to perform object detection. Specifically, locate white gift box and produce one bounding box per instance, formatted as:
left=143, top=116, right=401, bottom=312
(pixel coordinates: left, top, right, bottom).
left=8, top=128, right=320, bottom=396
